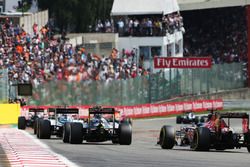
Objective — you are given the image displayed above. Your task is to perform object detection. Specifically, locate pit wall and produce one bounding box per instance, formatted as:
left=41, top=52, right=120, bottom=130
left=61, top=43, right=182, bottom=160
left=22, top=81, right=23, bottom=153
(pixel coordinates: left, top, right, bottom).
left=21, top=99, right=223, bottom=119
left=0, top=104, right=20, bottom=124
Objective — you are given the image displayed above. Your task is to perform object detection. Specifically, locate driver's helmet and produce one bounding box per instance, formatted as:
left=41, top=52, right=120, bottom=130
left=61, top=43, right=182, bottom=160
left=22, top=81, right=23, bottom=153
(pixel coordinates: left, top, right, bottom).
left=90, top=114, right=103, bottom=126
left=28, top=113, right=33, bottom=119
left=207, top=113, right=213, bottom=121
left=58, top=114, right=69, bottom=123
left=93, top=114, right=102, bottom=119
left=188, top=112, right=194, bottom=119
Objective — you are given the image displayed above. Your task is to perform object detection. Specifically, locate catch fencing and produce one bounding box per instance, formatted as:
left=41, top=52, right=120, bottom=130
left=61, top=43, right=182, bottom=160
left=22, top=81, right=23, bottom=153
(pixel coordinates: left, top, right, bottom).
left=27, top=62, right=245, bottom=106
left=0, top=69, right=9, bottom=103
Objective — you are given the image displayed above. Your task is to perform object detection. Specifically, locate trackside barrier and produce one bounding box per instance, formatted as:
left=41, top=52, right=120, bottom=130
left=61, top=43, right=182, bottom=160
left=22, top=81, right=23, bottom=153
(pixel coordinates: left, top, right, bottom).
left=21, top=99, right=223, bottom=119
left=0, top=104, right=20, bottom=124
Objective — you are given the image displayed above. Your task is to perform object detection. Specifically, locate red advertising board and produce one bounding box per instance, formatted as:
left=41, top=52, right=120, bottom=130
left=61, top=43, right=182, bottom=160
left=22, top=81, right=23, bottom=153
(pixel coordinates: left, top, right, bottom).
left=154, top=57, right=212, bottom=68
left=21, top=99, right=223, bottom=119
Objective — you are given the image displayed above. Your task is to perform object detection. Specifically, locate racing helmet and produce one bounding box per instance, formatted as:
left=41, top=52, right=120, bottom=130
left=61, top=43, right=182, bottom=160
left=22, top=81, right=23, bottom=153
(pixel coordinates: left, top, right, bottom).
left=207, top=113, right=213, bottom=120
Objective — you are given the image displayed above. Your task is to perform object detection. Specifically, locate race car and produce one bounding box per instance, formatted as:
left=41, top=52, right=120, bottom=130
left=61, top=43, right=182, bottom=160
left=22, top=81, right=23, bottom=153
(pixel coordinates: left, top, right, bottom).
left=36, top=107, right=81, bottom=139
left=176, top=111, right=200, bottom=124
left=18, top=108, right=45, bottom=130
left=158, top=112, right=250, bottom=152
left=62, top=106, right=132, bottom=145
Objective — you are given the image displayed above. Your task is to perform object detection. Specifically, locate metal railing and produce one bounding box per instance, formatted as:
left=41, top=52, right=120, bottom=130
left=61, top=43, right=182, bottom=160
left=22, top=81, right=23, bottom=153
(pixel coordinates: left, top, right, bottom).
left=0, top=69, right=9, bottom=103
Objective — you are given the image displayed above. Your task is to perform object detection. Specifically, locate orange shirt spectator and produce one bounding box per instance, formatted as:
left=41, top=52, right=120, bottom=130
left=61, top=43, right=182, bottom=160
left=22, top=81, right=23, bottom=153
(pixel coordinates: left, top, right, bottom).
left=16, top=45, right=23, bottom=54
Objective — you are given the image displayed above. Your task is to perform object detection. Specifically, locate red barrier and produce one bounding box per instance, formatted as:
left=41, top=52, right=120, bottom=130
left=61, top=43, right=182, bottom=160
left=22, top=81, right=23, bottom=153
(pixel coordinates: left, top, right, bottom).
left=21, top=99, right=223, bottom=119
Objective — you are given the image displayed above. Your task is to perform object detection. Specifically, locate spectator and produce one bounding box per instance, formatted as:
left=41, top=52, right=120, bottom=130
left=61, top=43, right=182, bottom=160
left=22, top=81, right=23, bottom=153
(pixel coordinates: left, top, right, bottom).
left=0, top=17, right=151, bottom=88
left=182, top=7, right=247, bottom=64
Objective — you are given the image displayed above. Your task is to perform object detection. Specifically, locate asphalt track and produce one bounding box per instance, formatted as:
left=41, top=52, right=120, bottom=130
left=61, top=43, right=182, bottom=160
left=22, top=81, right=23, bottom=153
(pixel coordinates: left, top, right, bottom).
left=26, top=114, right=250, bottom=167
left=1, top=111, right=250, bottom=167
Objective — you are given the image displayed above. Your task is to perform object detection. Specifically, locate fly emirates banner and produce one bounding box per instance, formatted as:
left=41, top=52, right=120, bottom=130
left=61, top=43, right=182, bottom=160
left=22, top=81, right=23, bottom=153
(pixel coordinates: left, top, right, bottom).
left=154, top=57, right=212, bottom=69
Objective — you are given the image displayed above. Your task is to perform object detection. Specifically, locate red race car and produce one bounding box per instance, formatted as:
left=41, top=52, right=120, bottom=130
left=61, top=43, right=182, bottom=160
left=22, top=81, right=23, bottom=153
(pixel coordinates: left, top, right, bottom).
left=158, top=112, right=250, bottom=152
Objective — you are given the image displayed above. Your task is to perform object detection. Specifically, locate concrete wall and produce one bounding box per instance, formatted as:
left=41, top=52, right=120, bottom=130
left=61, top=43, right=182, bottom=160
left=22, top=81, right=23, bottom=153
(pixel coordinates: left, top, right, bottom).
left=64, top=33, right=119, bottom=56
left=20, top=10, right=49, bottom=35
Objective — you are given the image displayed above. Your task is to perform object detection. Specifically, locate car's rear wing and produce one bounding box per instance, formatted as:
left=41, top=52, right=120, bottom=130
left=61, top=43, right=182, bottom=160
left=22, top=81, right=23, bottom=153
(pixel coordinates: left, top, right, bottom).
left=48, top=108, right=79, bottom=114
left=89, top=107, right=116, bottom=114
left=29, top=108, right=45, bottom=113
left=220, top=112, right=249, bottom=119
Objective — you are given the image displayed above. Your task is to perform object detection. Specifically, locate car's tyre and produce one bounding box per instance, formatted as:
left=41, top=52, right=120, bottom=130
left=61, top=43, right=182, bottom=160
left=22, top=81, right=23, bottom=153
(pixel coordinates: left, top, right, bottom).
left=63, top=122, right=71, bottom=143
left=122, top=118, right=133, bottom=126
left=36, top=118, right=43, bottom=138
left=39, top=119, right=51, bottom=139
left=119, top=123, right=132, bottom=145
left=69, top=122, right=83, bottom=144
left=176, top=116, right=182, bottom=124
left=159, top=125, right=175, bottom=149
left=244, top=132, right=250, bottom=153
left=191, top=127, right=210, bottom=151
left=128, top=118, right=133, bottom=125
left=18, top=116, right=26, bottom=130
left=33, top=118, right=39, bottom=134
left=247, top=146, right=250, bottom=153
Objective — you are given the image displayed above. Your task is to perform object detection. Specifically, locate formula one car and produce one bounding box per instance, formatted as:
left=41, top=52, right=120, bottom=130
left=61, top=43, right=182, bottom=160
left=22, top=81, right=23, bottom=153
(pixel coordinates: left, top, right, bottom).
left=63, top=106, right=132, bottom=145
left=176, top=111, right=199, bottom=124
left=18, top=108, right=45, bottom=130
left=36, top=107, right=81, bottom=139
left=158, top=112, right=250, bottom=152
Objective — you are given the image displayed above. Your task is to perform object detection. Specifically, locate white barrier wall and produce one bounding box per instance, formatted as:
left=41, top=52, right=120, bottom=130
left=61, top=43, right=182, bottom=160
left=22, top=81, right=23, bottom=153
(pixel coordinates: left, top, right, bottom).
left=19, top=10, right=49, bottom=35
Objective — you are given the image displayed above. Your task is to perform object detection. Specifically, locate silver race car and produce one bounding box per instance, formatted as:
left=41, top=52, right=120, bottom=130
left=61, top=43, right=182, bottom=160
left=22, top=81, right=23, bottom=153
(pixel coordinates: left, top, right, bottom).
left=63, top=106, right=132, bottom=145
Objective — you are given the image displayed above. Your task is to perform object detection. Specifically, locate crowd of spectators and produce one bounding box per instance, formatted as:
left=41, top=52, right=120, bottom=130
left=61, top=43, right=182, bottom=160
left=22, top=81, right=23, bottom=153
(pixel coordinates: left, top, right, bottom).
left=0, top=7, right=247, bottom=88
left=0, top=18, right=150, bottom=88
left=183, top=7, right=248, bottom=64
left=91, top=12, right=184, bottom=37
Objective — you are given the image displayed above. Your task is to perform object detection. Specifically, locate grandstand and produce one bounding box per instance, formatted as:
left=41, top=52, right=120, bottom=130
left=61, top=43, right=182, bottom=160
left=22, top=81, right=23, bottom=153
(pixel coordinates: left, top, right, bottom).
left=111, top=0, right=184, bottom=72
left=177, top=0, right=250, bottom=87
left=0, top=0, right=249, bottom=106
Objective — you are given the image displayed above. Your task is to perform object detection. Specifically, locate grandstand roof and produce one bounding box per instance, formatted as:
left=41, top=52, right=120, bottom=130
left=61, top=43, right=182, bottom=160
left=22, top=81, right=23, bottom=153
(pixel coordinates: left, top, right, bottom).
left=111, top=0, right=180, bottom=16
left=178, top=0, right=250, bottom=11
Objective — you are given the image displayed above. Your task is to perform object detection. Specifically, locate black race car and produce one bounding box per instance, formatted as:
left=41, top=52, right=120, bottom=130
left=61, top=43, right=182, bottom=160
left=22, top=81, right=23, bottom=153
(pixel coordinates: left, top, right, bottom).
left=158, top=112, right=250, bottom=152
left=18, top=108, right=45, bottom=130
left=63, top=106, right=132, bottom=145
left=36, top=107, right=81, bottom=139
left=176, top=111, right=200, bottom=124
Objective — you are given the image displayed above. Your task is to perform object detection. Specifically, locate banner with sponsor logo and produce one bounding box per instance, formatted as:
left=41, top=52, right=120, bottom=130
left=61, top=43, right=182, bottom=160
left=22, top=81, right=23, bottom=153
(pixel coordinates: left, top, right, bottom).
left=21, top=99, right=223, bottom=119
left=154, top=57, right=212, bottom=69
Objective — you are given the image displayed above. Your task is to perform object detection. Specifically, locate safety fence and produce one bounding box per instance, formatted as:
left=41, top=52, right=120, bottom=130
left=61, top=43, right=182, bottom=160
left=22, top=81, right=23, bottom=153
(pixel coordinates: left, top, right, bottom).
left=27, top=62, right=245, bottom=106
left=0, top=69, right=9, bottom=103
left=21, top=99, right=223, bottom=119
